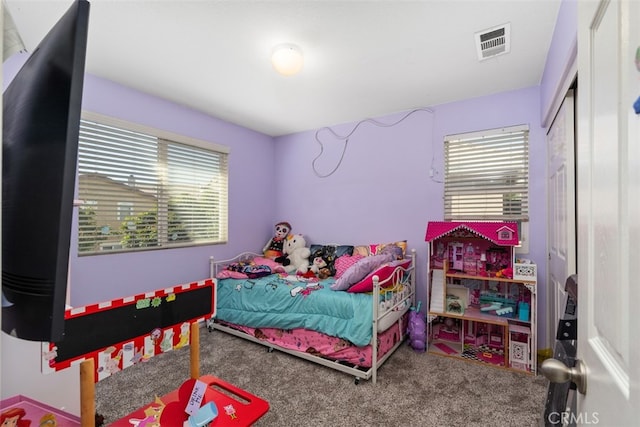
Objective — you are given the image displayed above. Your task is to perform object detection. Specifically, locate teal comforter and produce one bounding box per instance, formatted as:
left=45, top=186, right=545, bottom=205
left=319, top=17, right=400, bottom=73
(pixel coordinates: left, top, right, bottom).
left=214, top=274, right=374, bottom=346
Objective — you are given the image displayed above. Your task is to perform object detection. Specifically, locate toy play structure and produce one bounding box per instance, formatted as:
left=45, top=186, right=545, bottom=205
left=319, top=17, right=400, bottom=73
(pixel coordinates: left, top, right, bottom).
left=43, top=280, right=216, bottom=381
left=425, top=221, right=538, bottom=374
left=36, top=279, right=268, bottom=426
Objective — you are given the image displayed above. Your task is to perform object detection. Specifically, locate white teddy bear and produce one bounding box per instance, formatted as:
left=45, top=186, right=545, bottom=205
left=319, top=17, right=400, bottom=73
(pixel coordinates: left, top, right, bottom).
left=282, top=234, right=311, bottom=274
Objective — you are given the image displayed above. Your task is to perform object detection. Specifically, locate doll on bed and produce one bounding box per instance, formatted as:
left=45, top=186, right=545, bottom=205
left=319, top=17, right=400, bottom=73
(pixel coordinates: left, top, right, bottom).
left=263, top=221, right=292, bottom=259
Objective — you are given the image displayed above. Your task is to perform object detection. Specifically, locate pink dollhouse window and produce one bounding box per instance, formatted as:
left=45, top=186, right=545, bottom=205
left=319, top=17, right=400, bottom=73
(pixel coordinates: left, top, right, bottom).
left=497, top=226, right=514, bottom=241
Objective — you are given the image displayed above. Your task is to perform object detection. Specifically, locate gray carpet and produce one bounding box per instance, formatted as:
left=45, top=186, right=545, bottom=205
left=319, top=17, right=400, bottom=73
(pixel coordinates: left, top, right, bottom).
left=95, top=325, right=548, bottom=426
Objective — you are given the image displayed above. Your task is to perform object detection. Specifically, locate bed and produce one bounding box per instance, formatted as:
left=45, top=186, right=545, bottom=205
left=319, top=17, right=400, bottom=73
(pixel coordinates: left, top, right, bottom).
left=207, top=242, right=416, bottom=384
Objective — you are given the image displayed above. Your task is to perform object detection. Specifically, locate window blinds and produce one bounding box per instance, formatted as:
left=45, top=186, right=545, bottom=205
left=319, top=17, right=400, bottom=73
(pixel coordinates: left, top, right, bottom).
left=77, top=117, right=228, bottom=254
left=443, top=125, right=529, bottom=222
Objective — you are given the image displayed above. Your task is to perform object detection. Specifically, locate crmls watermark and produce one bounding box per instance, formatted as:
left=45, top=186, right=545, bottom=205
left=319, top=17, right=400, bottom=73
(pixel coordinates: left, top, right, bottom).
left=547, top=412, right=600, bottom=425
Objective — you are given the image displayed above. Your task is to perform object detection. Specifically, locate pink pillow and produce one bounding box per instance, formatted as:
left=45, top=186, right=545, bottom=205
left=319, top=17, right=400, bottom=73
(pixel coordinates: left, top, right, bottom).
left=331, top=254, right=390, bottom=291
left=348, top=259, right=411, bottom=293
left=334, top=254, right=365, bottom=279
left=216, top=270, right=248, bottom=279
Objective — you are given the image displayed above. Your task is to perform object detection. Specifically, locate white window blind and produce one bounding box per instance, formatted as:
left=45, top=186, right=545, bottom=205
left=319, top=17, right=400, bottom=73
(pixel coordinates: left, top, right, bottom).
left=77, top=115, right=228, bottom=254
left=444, top=125, right=529, bottom=222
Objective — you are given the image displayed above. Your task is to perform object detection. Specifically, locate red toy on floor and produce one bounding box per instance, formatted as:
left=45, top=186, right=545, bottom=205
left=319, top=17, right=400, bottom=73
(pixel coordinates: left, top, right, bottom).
left=111, top=376, right=269, bottom=427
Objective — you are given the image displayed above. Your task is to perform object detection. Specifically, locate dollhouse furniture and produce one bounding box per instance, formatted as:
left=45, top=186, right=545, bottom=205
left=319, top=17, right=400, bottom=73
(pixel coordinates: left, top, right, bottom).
left=425, top=221, right=538, bottom=374
left=509, top=324, right=533, bottom=371
left=463, top=320, right=487, bottom=346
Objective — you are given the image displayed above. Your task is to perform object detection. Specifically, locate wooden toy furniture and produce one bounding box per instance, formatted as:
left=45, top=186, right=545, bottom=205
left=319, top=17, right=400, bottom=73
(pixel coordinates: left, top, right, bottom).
left=509, top=324, right=533, bottom=371
left=425, top=221, right=537, bottom=374
left=36, top=278, right=268, bottom=425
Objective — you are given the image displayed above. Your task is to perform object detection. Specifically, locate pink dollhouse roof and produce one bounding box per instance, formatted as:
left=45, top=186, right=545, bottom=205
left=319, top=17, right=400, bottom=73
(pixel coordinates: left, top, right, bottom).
left=425, top=221, right=519, bottom=246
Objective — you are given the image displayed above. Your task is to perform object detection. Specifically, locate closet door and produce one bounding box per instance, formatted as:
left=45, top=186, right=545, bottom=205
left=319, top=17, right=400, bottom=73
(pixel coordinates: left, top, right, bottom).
left=547, top=90, right=576, bottom=348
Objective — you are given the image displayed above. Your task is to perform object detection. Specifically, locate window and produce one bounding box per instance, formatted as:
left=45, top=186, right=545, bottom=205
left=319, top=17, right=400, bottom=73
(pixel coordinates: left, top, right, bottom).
left=443, top=124, right=529, bottom=250
left=117, top=202, right=134, bottom=221
left=77, top=113, right=229, bottom=255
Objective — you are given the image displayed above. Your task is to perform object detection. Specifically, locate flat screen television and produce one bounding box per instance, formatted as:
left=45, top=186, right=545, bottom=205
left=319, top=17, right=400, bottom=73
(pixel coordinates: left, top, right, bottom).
left=2, top=0, right=90, bottom=341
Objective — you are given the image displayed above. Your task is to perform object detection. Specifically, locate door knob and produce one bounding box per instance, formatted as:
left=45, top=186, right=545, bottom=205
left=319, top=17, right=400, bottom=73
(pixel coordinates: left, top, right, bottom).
left=540, top=358, right=587, bottom=395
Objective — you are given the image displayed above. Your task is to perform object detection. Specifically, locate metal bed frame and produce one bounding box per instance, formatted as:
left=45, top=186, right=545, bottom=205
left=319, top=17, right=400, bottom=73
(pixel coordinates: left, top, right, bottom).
left=207, top=249, right=416, bottom=384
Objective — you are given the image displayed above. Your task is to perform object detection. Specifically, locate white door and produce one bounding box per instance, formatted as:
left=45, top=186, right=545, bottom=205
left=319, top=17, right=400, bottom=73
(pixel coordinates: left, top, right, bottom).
left=575, top=0, right=640, bottom=424
left=547, top=90, right=576, bottom=349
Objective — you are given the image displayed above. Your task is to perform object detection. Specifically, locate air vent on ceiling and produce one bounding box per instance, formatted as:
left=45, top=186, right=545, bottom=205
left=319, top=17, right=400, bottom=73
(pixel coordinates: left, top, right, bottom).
left=475, top=23, right=511, bottom=61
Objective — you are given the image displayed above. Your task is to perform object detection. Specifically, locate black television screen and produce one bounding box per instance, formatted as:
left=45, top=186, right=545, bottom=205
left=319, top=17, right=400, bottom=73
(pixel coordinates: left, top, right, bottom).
left=2, top=0, right=90, bottom=341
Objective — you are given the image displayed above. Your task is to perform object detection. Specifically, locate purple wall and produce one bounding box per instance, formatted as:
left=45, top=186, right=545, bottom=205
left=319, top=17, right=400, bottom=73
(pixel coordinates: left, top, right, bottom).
left=274, top=86, right=549, bottom=346
left=538, top=0, right=577, bottom=347
left=71, top=75, right=276, bottom=306
left=3, top=55, right=277, bottom=307
left=5, top=0, right=579, bottom=346
left=540, top=0, right=577, bottom=125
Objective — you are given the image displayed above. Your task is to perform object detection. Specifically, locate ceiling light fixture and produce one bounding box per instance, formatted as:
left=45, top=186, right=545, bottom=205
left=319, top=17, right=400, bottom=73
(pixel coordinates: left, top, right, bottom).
left=271, top=43, right=303, bottom=76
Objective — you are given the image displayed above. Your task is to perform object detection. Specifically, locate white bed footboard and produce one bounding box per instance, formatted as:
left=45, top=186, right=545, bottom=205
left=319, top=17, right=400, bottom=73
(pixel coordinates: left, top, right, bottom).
left=375, top=255, right=415, bottom=332
left=370, top=248, right=416, bottom=384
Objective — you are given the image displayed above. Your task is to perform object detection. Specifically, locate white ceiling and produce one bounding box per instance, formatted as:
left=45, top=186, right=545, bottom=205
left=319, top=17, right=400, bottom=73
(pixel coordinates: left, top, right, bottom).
left=5, top=0, right=562, bottom=137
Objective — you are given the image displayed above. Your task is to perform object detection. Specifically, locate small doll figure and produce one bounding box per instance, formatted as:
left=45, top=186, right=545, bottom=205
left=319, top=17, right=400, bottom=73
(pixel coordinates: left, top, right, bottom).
left=263, top=221, right=291, bottom=259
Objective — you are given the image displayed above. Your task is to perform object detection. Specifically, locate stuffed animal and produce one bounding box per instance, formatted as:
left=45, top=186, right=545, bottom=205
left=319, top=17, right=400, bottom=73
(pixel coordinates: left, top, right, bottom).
left=263, top=221, right=292, bottom=259
left=407, top=301, right=426, bottom=353
left=282, top=234, right=311, bottom=274
left=309, top=256, right=327, bottom=275
left=309, top=257, right=331, bottom=280
left=317, top=267, right=332, bottom=280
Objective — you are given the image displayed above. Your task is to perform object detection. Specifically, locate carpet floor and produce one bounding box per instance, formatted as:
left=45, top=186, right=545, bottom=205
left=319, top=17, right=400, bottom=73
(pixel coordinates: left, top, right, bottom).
left=95, top=326, right=548, bottom=426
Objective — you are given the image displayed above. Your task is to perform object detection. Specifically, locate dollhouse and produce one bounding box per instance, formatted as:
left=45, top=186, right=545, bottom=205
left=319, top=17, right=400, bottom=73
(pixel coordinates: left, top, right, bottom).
left=425, top=221, right=537, bottom=374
